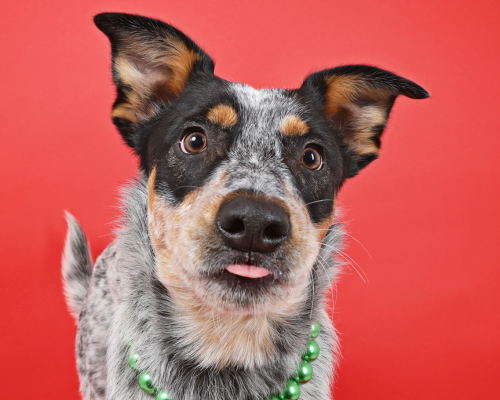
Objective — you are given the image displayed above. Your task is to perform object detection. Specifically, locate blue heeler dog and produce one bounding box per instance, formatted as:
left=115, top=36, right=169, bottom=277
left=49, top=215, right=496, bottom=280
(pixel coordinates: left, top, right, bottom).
left=62, top=13, right=428, bottom=400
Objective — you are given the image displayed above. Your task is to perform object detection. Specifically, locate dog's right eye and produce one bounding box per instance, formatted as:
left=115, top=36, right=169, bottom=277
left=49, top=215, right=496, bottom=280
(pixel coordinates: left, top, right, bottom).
left=180, top=131, right=207, bottom=154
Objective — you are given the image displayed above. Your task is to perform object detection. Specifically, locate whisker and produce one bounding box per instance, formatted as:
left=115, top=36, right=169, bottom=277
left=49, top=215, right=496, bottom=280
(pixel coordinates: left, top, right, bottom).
left=304, top=199, right=335, bottom=206
left=172, top=185, right=202, bottom=191
left=309, top=267, right=315, bottom=319
left=345, top=232, right=373, bottom=260
left=318, top=241, right=369, bottom=283
left=337, top=249, right=369, bottom=283
left=316, top=253, right=336, bottom=306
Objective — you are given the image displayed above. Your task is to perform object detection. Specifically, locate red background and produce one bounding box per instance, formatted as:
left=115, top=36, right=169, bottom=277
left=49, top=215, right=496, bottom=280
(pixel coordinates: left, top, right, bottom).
left=1, top=1, right=499, bottom=399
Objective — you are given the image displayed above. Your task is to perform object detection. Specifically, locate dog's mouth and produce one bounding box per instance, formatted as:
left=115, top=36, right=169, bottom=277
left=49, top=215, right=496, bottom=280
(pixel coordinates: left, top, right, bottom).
left=187, top=247, right=296, bottom=311
left=200, top=250, right=284, bottom=284
left=225, top=264, right=271, bottom=278
left=209, top=266, right=277, bottom=296
left=198, top=251, right=284, bottom=294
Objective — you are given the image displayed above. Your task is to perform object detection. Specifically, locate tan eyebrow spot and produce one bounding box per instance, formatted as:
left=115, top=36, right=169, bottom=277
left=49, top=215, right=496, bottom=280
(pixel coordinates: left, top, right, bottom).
left=207, top=104, right=238, bottom=128
left=280, top=115, right=309, bottom=136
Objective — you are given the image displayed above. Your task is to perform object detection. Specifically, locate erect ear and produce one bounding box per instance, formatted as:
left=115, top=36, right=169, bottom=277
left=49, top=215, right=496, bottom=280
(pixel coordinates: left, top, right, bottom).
left=300, top=65, right=429, bottom=178
left=94, top=13, right=214, bottom=151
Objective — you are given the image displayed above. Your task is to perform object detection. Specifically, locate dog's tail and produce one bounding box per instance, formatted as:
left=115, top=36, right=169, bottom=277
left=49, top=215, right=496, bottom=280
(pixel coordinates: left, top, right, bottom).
left=62, top=212, right=93, bottom=319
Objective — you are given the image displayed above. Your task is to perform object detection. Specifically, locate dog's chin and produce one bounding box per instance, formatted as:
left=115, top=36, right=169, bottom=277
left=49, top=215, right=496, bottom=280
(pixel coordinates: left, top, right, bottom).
left=184, top=264, right=294, bottom=315
left=170, top=248, right=311, bottom=315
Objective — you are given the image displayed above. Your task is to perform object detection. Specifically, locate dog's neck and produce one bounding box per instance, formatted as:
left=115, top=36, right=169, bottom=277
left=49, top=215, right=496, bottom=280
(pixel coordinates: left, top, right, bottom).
left=114, top=179, right=342, bottom=399
left=162, top=280, right=311, bottom=369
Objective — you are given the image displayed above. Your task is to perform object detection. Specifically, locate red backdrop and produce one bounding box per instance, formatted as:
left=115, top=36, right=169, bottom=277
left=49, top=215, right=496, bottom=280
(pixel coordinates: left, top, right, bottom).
left=1, top=1, right=499, bottom=399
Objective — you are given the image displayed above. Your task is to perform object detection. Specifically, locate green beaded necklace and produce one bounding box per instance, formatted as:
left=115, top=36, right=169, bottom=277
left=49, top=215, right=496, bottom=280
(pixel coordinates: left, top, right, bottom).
left=127, top=321, right=321, bottom=400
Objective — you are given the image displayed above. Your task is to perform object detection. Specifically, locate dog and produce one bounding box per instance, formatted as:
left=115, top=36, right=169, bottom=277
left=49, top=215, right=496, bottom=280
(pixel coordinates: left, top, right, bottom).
left=62, top=12, right=428, bottom=400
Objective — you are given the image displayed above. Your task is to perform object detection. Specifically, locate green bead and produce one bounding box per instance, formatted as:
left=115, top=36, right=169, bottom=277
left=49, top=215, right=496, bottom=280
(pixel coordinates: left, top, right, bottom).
left=306, top=339, right=320, bottom=361
left=282, top=379, right=301, bottom=400
left=310, top=321, right=321, bottom=338
left=269, top=395, right=281, bottom=400
left=138, top=371, right=157, bottom=394
left=128, top=353, right=139, bottom=371
left=156, top=390, right=171, bottom=400
left=303, top=355, right=310, bottom=361
left=279, top=395, right=285, bottom=400
left=297, top=360, right=313, bottom=384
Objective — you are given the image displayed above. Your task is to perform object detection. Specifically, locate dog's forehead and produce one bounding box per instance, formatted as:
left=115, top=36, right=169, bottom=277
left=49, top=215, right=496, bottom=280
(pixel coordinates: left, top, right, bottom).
left=220, top=83, right=304, bottom=194
left=231, top=83, right=302, bottom=117
left=229, top=83, right=304, bottom=148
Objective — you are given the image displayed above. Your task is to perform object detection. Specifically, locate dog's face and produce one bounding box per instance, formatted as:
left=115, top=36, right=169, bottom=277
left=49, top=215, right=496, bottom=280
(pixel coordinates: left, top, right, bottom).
left=147, top=82, right=343, bottom=313
left=95, top=13, right=428, bottom=315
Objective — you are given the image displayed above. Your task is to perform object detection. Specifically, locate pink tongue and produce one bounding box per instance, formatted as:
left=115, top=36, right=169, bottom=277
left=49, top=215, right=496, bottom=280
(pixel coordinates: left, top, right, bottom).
left=225, top=264, right=271, bottom=279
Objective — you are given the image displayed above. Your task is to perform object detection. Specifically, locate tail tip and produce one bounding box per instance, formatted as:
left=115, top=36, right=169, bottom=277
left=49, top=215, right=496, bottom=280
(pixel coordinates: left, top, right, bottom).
left=62, top=212, right=92, bottom=320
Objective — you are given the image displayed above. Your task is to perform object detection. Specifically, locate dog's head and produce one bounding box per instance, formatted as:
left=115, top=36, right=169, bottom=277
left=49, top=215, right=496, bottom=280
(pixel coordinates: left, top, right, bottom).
left=95, top=13, right=428, bottom=315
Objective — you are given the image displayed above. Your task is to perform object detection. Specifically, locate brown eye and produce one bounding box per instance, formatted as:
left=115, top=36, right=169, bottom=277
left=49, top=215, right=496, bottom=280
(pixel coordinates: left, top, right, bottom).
left=180, top=131, right=207, bottom=154
left=301, top=147, right=323, bottom=170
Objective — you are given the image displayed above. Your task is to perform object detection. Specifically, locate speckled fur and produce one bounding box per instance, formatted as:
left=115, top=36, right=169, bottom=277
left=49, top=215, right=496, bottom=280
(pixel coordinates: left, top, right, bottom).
left=63, top=12, right=428, bottom=400
left=65, top=180, right=343, bottom=400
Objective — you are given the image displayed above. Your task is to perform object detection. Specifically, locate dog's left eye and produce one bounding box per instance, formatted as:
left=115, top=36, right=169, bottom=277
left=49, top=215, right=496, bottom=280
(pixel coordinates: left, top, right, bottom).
left=180, top=131, right=207, bottom=154
left=301, top=146, right=323, bottom=170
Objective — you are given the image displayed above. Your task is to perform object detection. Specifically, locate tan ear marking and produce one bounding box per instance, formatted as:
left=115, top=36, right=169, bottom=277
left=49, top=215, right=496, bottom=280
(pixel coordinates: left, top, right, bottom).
left=111, top=36, right=200, bottom=123
left=164, top=37, right=200, bottom=96
left=207, top=104, right=238, bottom=128
left=324, top=75, right=393, bottom=117
left=280, top=115, right=309, bottom=136
left=324, top=75, right=363, bottom=117
left=324, top=75, right=393, bottom=159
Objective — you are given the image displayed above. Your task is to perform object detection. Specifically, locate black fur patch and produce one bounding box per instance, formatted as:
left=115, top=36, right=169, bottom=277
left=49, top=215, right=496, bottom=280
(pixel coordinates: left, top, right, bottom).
left=146, top=76, right=237, bottom=203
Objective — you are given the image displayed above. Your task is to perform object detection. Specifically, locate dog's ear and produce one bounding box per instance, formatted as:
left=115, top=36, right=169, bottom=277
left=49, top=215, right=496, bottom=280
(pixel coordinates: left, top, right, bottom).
left=300, top=65, right=428, bottom=178
left=94, top=13, right=214, bottom=151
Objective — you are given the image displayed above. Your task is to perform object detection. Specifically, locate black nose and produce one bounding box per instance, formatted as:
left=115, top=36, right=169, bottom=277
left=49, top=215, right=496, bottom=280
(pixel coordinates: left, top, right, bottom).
left=217, top=197, right=290, bottom=253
